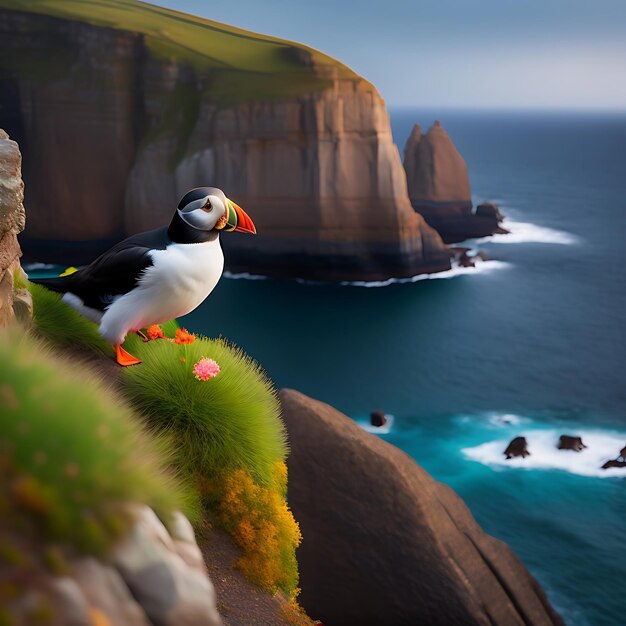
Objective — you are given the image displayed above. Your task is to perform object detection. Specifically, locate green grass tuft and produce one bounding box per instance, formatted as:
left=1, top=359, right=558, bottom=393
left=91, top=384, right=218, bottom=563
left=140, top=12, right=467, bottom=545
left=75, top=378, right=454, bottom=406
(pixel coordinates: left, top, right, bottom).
left=122, top=330, right=288, bottom=488
left=23, top=287, right=298, bottom=594
left=0, top=330, right=194, bottom=554
left=28, top=283, right=112, bottom=356
left=0, top=0, right=355, bottom=72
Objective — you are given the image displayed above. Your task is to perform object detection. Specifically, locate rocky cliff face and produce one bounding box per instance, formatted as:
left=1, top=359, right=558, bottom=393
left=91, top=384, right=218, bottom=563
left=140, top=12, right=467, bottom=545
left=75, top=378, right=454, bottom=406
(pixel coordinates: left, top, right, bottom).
left=0, top=5, right=451, bottom=280
left=404, top=121, right=504, bottom=243
left=280, top=388, right=564, bottom=626
left=0, top=128, right=31, bottom=325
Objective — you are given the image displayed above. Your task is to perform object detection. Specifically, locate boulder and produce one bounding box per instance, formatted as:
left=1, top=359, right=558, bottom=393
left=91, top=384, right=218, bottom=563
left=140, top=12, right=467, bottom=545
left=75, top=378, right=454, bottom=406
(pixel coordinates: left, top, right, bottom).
left=369, top=410, right=387, bottom=427
left=557, top=435, right=587, bottom=452
left=112, top=506, right=223, bottom=626
left=280, top=389, right=563, bottom=626
left=403, top=122, right=504, bottom=243
left=504, top=437, right=530, bottom=459
left=1, top=506, right=222, bottom=626
left=620, top=446, right=626, bottom=462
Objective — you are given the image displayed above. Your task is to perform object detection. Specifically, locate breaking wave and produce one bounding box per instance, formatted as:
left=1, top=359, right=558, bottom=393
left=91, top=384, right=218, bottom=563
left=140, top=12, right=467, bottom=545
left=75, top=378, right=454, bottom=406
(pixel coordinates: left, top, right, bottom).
left=340, top=259, right=511, bottom=288
left=473, top=219, right=579, bottom=245
left=22, top=262, right=57, bottom=271
left=463, top=428, right=626, bottom=478
left=223, top=271, right=268, bottom=281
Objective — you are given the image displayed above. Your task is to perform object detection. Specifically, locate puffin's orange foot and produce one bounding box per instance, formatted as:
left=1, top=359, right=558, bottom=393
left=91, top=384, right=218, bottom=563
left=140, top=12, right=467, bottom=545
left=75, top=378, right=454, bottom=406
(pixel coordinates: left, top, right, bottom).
left=115, top=344, right=142, bottom=366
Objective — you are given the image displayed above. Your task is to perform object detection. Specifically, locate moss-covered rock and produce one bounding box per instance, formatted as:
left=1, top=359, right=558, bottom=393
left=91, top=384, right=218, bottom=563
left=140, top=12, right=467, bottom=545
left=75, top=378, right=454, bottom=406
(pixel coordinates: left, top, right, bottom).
left=0, top=329, right=191, bottom=553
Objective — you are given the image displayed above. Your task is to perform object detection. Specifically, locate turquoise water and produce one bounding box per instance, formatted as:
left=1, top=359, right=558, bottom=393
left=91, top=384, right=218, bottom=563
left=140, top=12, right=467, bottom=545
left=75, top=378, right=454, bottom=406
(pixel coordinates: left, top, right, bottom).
left=27, top=110, right=626, bottom=624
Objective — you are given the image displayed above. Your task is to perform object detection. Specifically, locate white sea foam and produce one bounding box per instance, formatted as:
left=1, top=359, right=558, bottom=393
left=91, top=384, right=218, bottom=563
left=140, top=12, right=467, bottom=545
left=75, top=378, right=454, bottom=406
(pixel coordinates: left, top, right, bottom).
left=487, top=413, right=529, bottom=427
left=221, top=256, right=511, bottom=287
left=223, top=271, right=268, bottom=281
left=356, top=414, right=395, bottom=435
left=340, top=259, right=511, bottom=288
left=462, top=429, right=626, bottom=478
left=457, top=413, right=529, bottom=427
left=472, top=220, right=579, bottom=245
left=23, top=262, right=57, bottom=271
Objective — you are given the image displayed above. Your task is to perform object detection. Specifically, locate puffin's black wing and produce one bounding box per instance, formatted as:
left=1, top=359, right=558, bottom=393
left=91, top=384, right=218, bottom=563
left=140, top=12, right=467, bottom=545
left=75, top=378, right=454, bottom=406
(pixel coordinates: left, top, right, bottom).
left=30, top=227, right=170, bottom=311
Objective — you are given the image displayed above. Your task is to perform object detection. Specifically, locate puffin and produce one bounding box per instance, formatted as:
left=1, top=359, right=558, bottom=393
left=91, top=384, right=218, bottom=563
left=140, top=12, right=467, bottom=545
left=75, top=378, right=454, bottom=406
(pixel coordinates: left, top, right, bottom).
left=30, top=187, right=256, bottom=366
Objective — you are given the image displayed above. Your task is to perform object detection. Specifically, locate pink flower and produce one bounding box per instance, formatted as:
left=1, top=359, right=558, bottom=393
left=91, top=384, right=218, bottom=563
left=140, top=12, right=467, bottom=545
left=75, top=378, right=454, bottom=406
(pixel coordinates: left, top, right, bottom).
left=193, top=358, right=220, bottom=381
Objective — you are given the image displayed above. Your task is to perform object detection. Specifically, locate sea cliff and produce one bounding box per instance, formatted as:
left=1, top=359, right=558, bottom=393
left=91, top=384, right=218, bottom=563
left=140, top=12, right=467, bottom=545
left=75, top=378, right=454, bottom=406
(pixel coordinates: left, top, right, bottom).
left=0, top=0, right=450, bottom=280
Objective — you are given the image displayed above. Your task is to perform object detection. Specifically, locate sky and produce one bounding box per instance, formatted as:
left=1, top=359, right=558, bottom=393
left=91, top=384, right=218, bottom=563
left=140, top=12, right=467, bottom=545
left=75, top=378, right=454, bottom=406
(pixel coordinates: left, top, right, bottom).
left=152, top=0, right=626, bottom=110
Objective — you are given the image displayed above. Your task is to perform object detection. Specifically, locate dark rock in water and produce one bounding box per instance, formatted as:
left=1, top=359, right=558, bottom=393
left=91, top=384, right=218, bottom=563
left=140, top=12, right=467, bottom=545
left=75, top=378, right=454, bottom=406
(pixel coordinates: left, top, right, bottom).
left=504, top=437, right=530, bottom=459
left=557, top=435, right=587, bottom=452
left=603, top=446, right=626, bottom=469
left=601, top=459, right=626, bottom=470
left=280, top=389, right=563, bottom=626
left=370, top=410, right=387, bottom=427
left=476, top=202, right=504, bottom=222
left=450, top=247, right=488, bottom=268
left=458, top=252, right=475, bottom=268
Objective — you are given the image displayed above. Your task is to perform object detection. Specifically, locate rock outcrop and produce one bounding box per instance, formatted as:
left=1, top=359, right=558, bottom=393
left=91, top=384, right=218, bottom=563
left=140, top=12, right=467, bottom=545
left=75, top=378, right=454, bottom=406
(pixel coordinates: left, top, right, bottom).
left=280, top=389, right=563, bottom=626
left=0, top=128, right=31, bottom=325
left=557, top=435, right=587, bottom=452
left=505, top=436, right=531, bottom=459
left=0, top=3, right=451, bottom=281
left=404, top=121, right=506, bottom=243
left=2, top=505, right=222, bottom=626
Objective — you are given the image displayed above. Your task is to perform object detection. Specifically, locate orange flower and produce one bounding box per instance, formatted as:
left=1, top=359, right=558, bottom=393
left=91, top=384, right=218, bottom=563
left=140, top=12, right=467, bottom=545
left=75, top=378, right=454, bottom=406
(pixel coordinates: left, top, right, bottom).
left=146, top=324, right=165, bottom=340
left=174, top=328, right=196, bottom=345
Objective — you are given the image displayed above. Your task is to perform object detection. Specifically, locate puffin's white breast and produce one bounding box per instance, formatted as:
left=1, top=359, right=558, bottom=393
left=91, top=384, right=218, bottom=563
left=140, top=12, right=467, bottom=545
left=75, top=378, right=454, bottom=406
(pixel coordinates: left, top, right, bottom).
left=98, top=238, right=224, bottom=344
left=146, top=240, right=225, bottom=316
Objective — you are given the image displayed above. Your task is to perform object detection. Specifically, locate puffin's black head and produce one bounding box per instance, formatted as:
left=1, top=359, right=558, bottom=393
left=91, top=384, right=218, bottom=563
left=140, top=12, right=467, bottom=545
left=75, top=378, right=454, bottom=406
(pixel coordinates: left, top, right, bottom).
left=176, top=187, right=256, bottom=234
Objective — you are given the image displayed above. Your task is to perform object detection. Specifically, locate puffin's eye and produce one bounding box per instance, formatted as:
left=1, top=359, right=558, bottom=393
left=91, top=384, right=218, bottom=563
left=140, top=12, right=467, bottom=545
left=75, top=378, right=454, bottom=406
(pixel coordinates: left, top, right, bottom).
left=202, top=201, right=213, bottom=212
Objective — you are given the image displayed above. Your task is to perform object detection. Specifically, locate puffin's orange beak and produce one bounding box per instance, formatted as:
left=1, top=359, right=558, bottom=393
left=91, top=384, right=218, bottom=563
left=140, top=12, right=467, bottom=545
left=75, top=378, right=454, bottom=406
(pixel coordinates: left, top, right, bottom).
left=225, top=199, right=256, bottom=234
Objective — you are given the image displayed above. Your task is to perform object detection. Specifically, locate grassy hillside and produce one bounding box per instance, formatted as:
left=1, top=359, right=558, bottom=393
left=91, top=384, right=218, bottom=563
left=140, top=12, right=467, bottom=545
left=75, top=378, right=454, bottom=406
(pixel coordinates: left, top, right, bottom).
left=0, top=0, right=359, bottom=88
left=25, top=281, right=302, bottom=597
left=0, top=330, right=191, bottom=556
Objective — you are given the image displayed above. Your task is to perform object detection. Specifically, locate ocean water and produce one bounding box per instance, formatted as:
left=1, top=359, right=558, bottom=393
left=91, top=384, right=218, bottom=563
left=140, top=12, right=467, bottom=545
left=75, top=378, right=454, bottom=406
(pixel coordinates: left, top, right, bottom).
left=26, top=110, right=626, bottom=624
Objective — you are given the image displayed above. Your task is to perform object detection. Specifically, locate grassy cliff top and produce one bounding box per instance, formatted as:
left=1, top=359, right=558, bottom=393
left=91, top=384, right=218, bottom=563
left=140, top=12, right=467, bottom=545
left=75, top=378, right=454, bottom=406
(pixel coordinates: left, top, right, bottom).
left=0, top=0, right=359, bottom=80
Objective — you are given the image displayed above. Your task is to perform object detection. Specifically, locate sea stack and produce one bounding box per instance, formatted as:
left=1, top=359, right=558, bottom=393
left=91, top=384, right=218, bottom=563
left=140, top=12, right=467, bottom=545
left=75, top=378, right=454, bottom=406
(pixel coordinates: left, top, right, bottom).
left=403, top=121, right=506, bottom=243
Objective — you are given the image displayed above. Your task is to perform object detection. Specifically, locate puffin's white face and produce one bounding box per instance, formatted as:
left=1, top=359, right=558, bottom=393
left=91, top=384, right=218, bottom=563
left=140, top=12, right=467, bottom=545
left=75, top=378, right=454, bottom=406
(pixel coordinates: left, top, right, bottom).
left=177, top=190, right=228, bottom=231
left=176, top=186, right=257, bottom=235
